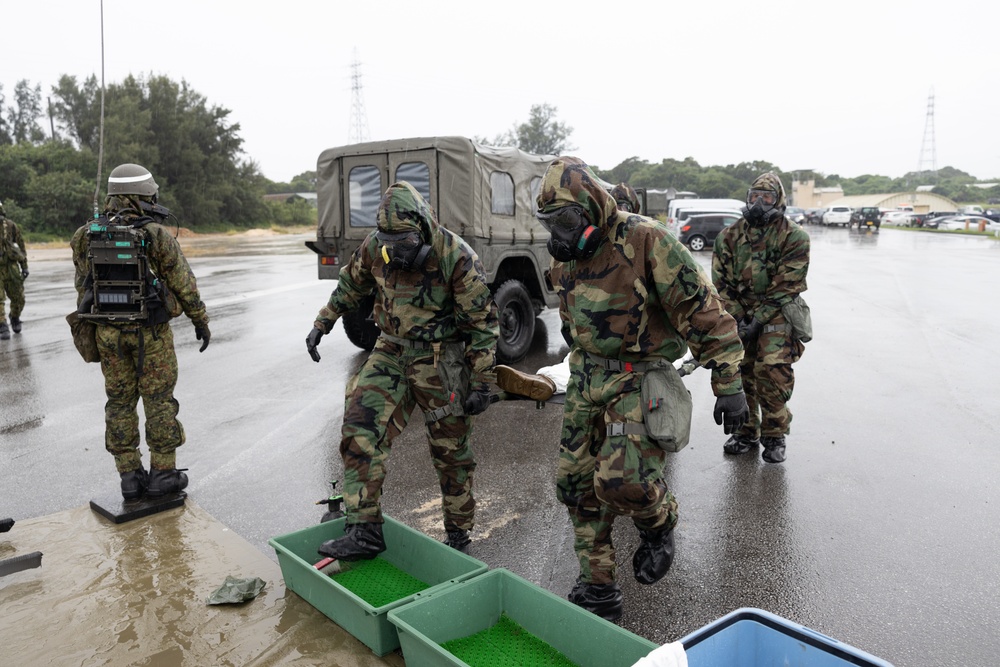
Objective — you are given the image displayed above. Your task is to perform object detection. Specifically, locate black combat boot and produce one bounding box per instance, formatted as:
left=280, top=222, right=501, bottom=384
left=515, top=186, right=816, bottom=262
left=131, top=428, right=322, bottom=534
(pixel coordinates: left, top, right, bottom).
left=761, top=435, right=787, bottom=463
left=443, top=529, right=472, bottom=554
left=10, top=316, right=21, bottom=334
left=632, top=527, right=675, bottom=585
left=147, top=468, right=189, bottom=497
left=318, top=522, right=386, bottom=561
left=568, top=578, right=623, bottom=622
left=0, top=322, right=9, bottom=340
left=722, top=433, right=759, bottom=455
left=120, top=467, right=149, bottom=501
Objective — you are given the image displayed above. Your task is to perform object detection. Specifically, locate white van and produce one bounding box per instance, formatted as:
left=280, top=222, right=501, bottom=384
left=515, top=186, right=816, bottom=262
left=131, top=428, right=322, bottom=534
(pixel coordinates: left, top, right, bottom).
left=666, top=198, right=744, bottom=235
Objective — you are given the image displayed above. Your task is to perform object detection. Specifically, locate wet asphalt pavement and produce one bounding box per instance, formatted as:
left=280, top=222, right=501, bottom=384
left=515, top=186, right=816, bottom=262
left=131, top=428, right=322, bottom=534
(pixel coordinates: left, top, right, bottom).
left=2, top=225, right=999, bottom=666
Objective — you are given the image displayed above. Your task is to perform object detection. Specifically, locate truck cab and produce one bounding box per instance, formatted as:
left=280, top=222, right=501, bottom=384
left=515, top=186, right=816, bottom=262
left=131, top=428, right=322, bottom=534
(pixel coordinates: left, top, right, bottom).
left=306, top=136, right=562, bottom=362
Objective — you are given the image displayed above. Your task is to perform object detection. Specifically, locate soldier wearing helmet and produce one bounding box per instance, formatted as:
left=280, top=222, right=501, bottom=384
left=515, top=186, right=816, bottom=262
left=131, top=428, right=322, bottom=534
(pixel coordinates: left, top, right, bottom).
left=70, top=163, right=211, bottom=500
left=712, top=171, right=811, bottom=464
left=305, top=181, right=499, bottom=559
left=0, top=199, right=29, bottom=340
left=538, top=156, right=747, bottom=622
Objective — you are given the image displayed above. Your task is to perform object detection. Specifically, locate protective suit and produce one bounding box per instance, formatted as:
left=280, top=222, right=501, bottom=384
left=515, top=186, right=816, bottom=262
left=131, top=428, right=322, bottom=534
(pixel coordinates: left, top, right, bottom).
left=539, top=157, right=745, bottom=620
left=0, top=202, right=28, bottom=338
left=712, top=171, right=811, bottom=463
left=308, top=181, right=498, bottom=555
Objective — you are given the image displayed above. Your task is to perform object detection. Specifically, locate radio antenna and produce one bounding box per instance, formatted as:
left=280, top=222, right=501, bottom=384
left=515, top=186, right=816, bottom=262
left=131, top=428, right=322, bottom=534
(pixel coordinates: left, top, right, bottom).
left=92, top=0, right=107, bottom=219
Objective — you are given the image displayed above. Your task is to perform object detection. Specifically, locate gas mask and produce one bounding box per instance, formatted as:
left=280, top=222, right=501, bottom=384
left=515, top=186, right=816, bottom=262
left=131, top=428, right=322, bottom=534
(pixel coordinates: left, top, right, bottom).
left=743, top=188, right=781, bottom=227
left=376, top=230, right=430, bottom=271
left=536, top=205, right=603, bottom=262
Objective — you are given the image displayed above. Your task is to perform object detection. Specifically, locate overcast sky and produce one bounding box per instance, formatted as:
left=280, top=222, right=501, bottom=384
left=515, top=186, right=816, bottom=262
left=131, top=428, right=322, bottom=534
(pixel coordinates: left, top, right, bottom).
left=5, top=0, right=999, bottom=183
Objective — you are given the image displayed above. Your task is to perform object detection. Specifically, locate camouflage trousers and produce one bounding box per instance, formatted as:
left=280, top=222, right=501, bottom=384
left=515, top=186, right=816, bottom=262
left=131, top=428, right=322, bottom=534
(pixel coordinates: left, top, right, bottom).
left=738, top=314, right=804, bottom=439
left=340, top=339, right=477, bottom=532
left=556, top=348, right=679, bottom=585
left=96, top=322, right=185, bottom=473
left=0, top=261, right=25, bottom=322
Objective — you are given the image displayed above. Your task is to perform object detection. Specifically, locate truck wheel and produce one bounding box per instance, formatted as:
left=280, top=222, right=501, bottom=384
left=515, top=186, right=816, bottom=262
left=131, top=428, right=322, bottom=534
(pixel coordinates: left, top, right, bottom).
left=342, top=293, right=379, bottom=351
left=494, top=280, right=534, bottom=364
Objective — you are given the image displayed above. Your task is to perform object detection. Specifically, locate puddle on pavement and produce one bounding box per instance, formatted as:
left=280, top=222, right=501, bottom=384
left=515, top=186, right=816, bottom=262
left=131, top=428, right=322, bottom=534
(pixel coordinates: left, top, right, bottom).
left=0, top=501, right=403, bottom=666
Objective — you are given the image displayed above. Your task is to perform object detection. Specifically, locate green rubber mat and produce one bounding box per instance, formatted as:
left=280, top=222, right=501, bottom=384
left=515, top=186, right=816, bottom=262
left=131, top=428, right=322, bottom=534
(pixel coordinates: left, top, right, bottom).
left=329, top=557, right=431, bottom=608
left=441, top=613, right=580, bottom=667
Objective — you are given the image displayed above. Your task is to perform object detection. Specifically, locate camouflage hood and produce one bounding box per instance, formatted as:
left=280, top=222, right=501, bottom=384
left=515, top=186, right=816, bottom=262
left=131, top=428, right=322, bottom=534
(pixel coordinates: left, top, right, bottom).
left=749, top=172, right=787, bottom=210
left=376, top=181, right=437, bottom=242
left=536, top=156, right=618, bottom=232
left=611, top=183, right=640, bottom=213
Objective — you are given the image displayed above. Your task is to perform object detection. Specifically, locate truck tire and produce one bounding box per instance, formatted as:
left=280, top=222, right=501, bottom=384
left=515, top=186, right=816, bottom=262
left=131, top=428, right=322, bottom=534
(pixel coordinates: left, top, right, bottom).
left=342, top=293, right=379, bottom=351
left=494, top=279, right=535, bottom=364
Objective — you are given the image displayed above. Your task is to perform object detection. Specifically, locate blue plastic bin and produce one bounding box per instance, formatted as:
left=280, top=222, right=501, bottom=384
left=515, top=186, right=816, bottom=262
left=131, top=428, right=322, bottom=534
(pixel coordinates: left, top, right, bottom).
left=680, top=608, right=894, bottom=667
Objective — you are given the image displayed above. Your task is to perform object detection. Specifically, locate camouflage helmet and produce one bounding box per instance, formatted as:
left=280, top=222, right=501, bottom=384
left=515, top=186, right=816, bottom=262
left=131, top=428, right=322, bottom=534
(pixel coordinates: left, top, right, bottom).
left=611, top=183, right=640, bottom=213
left=107, top=163, right=159, bottom=198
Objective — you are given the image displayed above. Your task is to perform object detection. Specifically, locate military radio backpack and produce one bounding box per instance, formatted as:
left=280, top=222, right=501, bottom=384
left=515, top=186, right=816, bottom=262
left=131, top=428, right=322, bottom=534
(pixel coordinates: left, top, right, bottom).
left=78, top=218, right=171, bottom=324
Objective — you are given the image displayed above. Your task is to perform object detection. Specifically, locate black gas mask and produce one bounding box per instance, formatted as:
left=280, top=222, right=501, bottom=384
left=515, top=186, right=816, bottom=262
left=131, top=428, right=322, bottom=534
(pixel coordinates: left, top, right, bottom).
left=536, top=205, right=603, bottom=262
left=376, top=229, right=431, bottom=272
left=743, top=188, right=782, bottom=227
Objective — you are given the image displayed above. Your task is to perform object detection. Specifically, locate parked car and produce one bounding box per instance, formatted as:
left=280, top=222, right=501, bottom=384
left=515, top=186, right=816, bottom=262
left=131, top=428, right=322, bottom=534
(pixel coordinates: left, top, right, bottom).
left=822, top=206, right=852, bottom=227
left=880, top=210, right=913, bottom=226
left=785, top=206, right=806, bottom=224
left=673, top=207, right=742, bottom=235
left=677, top=212, right=741, bottom=251
left=922, top=212, right=954, bottom=229
left=850, top=206, right=881, bottom=230
left=936, top=216, right=1000, bottom=233
left=804, top=208, right=826, bottom=225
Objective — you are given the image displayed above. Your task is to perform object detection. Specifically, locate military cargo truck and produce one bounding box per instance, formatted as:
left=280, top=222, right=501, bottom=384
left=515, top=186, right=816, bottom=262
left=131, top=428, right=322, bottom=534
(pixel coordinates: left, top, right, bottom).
left=305, top=136, right=561, bottom=363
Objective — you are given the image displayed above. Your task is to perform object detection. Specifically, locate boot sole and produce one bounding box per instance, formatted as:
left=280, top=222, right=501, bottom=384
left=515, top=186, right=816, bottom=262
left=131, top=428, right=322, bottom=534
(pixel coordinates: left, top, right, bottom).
left=496, top=366, right=556, bottom=401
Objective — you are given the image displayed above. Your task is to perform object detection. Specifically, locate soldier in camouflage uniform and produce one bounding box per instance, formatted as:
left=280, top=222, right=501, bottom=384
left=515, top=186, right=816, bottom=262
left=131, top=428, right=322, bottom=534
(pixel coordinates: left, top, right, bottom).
left=305, top=181, right=499, bottom=559
left=611, top=183, right=641, bottom=215
left=538, top=157, right=748, bottom=621
left=71, top=164, right=211, bottom=500
left=712, top=172, right=810, bottom=464
left=0, top=200, right=29, bottom=340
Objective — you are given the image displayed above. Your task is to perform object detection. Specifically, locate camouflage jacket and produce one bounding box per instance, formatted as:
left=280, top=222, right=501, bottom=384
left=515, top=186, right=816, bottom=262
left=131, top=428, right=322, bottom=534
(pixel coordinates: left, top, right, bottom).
left=70, top=213, right=209, bottom=325
left=711, top=215, right=810, bottom=325
left=314, top=183, right=499, bottom=384
left=0, top=218, right=28, bottom=270
left=540, top=157, right=744, bottom=396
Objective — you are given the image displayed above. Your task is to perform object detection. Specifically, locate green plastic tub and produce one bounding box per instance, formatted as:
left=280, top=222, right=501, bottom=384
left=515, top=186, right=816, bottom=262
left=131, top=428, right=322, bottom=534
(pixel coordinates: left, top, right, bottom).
left=387, top=568, right=658, bottom=667
left=268, top=515, right=488, bottom=656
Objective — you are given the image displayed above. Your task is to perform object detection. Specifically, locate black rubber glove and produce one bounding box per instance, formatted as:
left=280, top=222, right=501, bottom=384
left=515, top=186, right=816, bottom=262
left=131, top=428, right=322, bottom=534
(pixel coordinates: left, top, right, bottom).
left=738, top=316, right=763, bottom=343
left=21, top=268, right=29, bottom=279
left=463, top=386, right=493, bottom=416
left=306, top=327, right=324, bottom=362
left=714, top=391, right=748, bottom=434
left=194, top=322, right=211, bottom=353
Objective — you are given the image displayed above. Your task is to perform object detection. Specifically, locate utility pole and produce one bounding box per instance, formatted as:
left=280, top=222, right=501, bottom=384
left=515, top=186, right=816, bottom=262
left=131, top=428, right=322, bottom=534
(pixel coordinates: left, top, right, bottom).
left=917, top=89, right=937, bottom=177
left=348, top=49, right=370, bottom=145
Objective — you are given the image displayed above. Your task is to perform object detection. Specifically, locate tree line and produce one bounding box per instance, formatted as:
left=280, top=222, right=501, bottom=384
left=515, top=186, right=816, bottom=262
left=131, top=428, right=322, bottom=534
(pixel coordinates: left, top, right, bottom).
left=0, top=75, right=316, bottom=239
left=2, top=77, right=995, bottom=240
